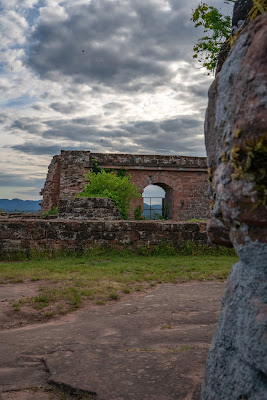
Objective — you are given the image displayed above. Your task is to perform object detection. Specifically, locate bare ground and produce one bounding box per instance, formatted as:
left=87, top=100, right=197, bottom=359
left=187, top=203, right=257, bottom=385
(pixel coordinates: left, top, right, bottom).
left=0, top=281, right=225, bottom=400
left=0, top=280, right=164, bottom=330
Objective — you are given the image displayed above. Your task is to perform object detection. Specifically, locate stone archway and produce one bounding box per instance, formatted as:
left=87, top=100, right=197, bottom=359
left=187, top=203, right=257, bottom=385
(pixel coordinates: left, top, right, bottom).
left=155, top=182, right=173, bottom=219
left=141, top=182, right=173, bottom=220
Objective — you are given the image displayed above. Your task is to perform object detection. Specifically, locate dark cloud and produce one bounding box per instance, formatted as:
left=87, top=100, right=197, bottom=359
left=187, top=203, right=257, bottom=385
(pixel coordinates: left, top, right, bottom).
left=172, top=80, right=210, bottom=102
left=50, top=102, right=83, bottom=114
left=44, top=116, right=98, bottom=128
left=11, top=118, right=44, bottom=134
left=42, top=125, right=104, bottom=141
left=136, top=135, right=205, bottom=155
left=9, top=143, right=65, bottom=156
left=190, top=85, right=209, bottom=99
left=160, top=117, right=201, bottom=132
left=103, top=102, right=124, bottom=110
left=72, top=116, right=99, bottom=125
left=8, top=114, right=205, bottom=156
left=16, top=189, right=42, bottom=198
left=27, top=0, right=198, bottom=91
left=120, top=120, right=159, bottom=135
left=8, top=141, right=104, bottom=157
left=31, top=104, right=46, bottom=111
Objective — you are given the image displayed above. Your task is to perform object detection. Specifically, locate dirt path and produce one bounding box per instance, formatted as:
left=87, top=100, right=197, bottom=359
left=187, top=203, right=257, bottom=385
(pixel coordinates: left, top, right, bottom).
left=0, top=282, right=225, bottom=400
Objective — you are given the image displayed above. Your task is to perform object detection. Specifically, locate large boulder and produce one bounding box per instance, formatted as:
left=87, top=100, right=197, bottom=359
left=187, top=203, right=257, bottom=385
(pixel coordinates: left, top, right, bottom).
left=202, top=13, right=267, bottom=400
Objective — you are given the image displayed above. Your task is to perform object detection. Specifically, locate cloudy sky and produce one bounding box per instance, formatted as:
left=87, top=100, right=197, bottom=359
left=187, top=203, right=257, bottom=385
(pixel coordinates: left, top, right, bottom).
left=0, top=0, right=233, bottom=200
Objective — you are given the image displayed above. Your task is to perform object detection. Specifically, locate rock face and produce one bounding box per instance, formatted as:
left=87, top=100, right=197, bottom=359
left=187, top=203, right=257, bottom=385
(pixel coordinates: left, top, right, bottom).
left=202, top=13, right=267, bottom=400
left=232, top=0, right=254, bottom=32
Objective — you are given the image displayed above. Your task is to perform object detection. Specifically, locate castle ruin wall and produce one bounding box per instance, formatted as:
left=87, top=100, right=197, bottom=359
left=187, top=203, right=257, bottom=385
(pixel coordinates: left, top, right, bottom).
left=41, top=151, right=209, bottom=221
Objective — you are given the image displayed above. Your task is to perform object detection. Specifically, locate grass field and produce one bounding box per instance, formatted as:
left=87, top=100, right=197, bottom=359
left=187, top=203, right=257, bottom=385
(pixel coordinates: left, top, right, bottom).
left=0, top=248, right=238, bottom=318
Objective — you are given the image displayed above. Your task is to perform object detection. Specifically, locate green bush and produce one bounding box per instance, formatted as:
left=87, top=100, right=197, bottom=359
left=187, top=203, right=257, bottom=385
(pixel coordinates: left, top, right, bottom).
left=78, top=170, right=141, bottom=220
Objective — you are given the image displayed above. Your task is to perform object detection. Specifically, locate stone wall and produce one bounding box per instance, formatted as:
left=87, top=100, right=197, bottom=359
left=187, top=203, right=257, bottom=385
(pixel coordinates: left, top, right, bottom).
left=40, top=151, right=209, bottom=221
left=40, top=155, right=61, bottom=211
left=0, top=212, right=41, bottom=219
left=88, top=153, right=207, bottom=168
left=0, top=219, right=208, bottom=256
left=58, top=197, right=121, bottom=220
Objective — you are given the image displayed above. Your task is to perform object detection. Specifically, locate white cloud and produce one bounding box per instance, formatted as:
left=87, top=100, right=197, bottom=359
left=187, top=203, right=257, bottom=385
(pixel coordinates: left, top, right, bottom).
left=0, top=10, right=28, bottom=49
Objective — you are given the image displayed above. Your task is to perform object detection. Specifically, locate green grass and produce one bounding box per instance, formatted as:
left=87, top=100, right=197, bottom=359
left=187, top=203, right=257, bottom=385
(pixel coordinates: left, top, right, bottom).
left=164, top=345, right=196, bottom=353
left=49, top=385, right=95, bottom=400
left=0, top=249, right=238, bottom=317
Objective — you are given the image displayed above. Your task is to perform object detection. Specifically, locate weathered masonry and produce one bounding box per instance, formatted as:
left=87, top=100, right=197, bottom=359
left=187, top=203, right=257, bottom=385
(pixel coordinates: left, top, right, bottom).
left=0, top=218, right=209, bottom=256
left=41, top=151, right=209, bottom=221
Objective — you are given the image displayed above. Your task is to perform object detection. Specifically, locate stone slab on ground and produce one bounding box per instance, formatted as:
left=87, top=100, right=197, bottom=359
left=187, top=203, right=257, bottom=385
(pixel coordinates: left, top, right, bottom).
left=0, top=282, right=225, bottom=400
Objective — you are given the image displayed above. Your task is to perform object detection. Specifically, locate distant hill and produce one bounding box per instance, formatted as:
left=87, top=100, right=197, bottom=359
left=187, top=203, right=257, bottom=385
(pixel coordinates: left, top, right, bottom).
left=142, top=203, right=162, bottom=219
left=0, top=198, right=41, bottom=213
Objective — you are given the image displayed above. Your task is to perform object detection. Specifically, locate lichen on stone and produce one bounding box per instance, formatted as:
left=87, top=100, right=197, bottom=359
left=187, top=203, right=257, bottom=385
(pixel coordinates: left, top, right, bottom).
left=249, top=0, right=267, bottom=20
left=225, top=29, right=241, bottom=53
left=209, top=200, right=215, bottom=210
left=230, top=132, right=267, bottom=206
left=221, top=151, right=229, bottom=163
left=207, top=167, right=214, bottom=188
left=235, top=128, right=243, bottom=138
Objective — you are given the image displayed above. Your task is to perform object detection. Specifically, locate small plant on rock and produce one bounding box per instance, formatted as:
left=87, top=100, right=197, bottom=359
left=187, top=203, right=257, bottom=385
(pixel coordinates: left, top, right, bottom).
left=40, top=206, right=58, bottom=218
left=191, top=1, right=233, bottom=73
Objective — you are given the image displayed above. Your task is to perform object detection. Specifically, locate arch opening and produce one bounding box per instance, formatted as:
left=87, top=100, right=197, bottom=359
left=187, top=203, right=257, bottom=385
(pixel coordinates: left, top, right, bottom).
left=142, top=183, right=172, bottom=220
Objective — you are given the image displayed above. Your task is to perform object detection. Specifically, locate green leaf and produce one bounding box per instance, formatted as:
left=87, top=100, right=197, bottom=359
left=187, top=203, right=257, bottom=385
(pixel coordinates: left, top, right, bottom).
left=191, top=1, right=232, bottom=74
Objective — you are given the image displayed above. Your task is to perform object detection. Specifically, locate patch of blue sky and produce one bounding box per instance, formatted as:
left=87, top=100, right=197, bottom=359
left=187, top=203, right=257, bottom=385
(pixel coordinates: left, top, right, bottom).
left=5, top=94, right=37, bottom=108
left=6, top=43, right=25, bottom=51
left=24, top=4, right=41, bottom=27
left=37, top=0, right=47, bottom=7
left=0, top=62, right=7, bottom=74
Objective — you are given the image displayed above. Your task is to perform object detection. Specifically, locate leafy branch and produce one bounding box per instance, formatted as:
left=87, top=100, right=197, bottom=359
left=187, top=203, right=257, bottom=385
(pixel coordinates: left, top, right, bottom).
left=191, top=2, right=233, bottom=74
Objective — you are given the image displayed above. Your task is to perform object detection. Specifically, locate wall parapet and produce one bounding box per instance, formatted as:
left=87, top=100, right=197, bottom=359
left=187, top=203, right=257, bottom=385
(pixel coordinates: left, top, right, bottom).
left=0, top=212, right=41, bottom=219
left=0, top=219, right=208, bottom=256
left=88, top=152, right=208, bottom=169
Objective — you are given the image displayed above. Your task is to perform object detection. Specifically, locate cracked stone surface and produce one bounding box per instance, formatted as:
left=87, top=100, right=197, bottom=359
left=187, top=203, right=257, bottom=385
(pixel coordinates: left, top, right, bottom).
left=0, top=282, right=225, bottom=400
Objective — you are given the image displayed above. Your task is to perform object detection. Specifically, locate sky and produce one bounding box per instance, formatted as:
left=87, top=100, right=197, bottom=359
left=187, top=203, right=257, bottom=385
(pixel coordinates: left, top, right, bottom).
left=0, top=0, right=234, bottom=200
